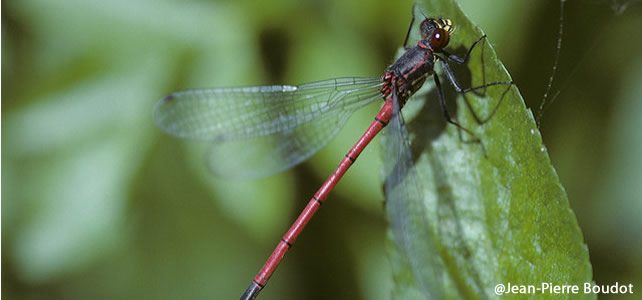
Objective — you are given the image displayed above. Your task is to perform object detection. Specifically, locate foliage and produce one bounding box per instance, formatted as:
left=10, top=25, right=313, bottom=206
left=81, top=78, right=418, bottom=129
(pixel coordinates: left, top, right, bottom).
left=384, top=0, right=593, bottom=298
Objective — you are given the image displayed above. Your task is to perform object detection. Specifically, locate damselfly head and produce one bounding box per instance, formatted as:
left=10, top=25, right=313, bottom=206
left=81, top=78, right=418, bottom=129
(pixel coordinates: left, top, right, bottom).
left=420, top=18, right=452, bottom=51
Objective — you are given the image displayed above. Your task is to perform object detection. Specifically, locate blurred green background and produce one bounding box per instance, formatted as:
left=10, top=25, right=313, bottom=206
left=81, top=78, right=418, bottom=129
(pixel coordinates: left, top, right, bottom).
left=2, top=0, right=641, bottom=299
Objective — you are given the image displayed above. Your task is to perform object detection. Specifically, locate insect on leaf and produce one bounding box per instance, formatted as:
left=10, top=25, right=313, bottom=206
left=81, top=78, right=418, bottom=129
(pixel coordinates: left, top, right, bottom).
left=382, top=0, right=593, bottom=298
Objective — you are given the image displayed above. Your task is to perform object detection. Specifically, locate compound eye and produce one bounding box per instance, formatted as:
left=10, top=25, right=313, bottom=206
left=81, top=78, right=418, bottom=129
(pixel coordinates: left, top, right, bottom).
left=419, top=19, right=437, bottom=39
left=430, top=28, right=449, bottom=50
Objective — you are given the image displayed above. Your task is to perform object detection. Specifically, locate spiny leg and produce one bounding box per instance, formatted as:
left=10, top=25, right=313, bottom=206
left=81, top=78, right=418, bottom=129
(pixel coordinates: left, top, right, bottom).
left=433, top=73, right=485, bottom=153
left=463, top=83, right=513, bottom=124
left=442, top=34, right=488, bottom=65
left=438, top=58, right=512, bottom=94
left=438, top=56, right=513, bottom=127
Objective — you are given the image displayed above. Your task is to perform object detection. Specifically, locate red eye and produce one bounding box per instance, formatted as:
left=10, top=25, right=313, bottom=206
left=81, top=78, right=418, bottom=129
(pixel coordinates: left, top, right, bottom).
left=430, top=28, right=449, bottom=50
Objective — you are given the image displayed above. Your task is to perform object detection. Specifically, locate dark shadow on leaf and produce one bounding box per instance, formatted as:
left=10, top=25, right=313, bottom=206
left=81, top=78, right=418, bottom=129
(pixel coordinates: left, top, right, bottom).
left=382, top=39, right=513, bottom=196
left=383, top=40, right=514, bottom=296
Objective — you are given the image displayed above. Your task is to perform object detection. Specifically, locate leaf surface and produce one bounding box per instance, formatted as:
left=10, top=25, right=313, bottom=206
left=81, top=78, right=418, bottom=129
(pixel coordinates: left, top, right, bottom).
left=383, top=1, right=593, bottom=298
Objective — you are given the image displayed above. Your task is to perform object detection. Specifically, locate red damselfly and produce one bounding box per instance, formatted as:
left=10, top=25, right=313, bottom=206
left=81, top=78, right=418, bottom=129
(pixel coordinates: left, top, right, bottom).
left=154, top=7, right=511, bottom=300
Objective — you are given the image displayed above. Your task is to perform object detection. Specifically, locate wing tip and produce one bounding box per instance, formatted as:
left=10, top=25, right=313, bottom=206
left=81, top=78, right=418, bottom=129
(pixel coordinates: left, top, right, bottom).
left=153, top=93, right=176, bottom=129
left=161, top=93, right=176, bottom=103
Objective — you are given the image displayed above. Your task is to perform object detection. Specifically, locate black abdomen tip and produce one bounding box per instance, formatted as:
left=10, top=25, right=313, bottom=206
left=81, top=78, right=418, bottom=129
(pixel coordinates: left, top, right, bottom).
left=240, top=281, right=262, bottom=300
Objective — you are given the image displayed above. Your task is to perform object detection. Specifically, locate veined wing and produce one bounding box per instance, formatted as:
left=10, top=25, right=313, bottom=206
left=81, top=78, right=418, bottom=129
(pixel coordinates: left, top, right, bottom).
left=154, top=77, right=384, bottom=141
left=383, top=93, right=443, bottom=298
left=154, top=77, right=384, bottom=178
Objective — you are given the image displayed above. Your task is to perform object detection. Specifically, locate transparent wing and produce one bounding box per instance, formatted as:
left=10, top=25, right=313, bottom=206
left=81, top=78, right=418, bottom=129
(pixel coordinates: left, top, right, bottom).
left=205, top=107, right=353, bottom=178
left=383, top=94, right=443, bottom=298
left=154, top=77, right=383, bottom=141
left=154, top=77, right=384, bottom=178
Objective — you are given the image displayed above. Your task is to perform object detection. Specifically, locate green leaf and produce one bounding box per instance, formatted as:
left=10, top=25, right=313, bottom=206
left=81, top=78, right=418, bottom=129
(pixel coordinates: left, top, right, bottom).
left=384, top=0, right=593, bottom=298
